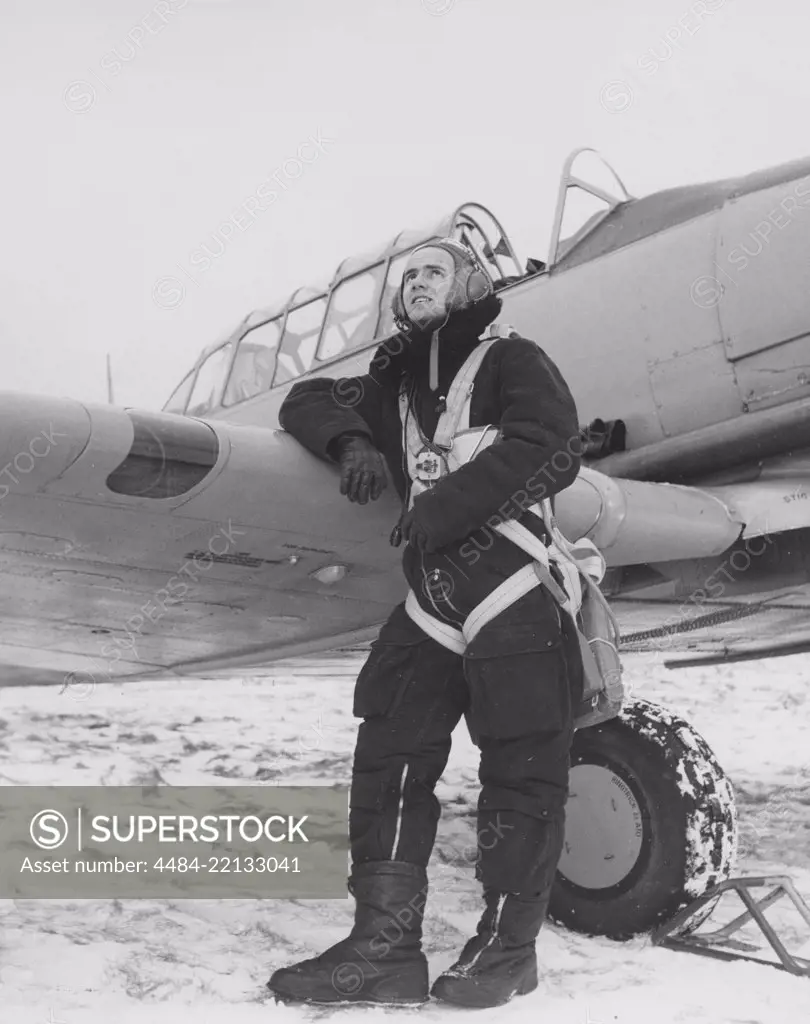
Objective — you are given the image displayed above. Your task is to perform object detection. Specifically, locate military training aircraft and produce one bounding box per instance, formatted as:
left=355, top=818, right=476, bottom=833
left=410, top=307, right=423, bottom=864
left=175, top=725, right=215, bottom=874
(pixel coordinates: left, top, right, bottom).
left=3, top=148, right=810, bottom=954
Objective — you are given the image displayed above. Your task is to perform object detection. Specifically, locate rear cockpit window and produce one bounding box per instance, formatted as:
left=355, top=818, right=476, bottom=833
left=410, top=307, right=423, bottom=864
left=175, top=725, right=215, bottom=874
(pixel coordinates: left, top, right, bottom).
left=222, top=319, right=281, bottom=407
left=273, top=298, right=328, bottom=387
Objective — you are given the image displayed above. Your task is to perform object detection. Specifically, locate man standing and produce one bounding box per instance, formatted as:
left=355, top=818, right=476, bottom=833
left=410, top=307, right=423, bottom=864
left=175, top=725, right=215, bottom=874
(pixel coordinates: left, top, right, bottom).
left=268, top=239, right=583, bottom=1009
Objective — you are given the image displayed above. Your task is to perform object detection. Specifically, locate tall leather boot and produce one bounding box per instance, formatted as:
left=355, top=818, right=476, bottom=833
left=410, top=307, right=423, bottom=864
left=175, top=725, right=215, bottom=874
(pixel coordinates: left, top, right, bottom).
left=267, top=860, right=429, bottom=1005
left=430, top=888, right=548, bottom=1008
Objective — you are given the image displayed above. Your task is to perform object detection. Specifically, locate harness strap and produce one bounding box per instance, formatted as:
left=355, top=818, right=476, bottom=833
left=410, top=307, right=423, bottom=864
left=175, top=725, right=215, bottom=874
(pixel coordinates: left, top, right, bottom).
left=398, top=323, right=612, bottom=659
left=536, top=500, right=606, bottom=585
left=400, top=333, right=505, bottom=511
left=405, top=590, right=466, bottom=654
left=462, top=563, right=543, bottom=642
left=405, top=497, right=609, bottom=653
left=493, top=518, right=550, bottom=566
left=405, top=562, right=543, bottom=653
left=432, top=335, right=501, bottom=448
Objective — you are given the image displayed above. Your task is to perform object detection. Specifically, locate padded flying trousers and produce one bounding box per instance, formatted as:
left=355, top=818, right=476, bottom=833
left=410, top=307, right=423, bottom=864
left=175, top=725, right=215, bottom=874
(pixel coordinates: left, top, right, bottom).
left=349, top=587, right=584, bottom=897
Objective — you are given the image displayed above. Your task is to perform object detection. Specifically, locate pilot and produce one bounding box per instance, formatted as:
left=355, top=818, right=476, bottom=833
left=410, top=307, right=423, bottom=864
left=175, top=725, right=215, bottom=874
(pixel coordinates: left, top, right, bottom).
left=269, top=238, right=584, bottom=1009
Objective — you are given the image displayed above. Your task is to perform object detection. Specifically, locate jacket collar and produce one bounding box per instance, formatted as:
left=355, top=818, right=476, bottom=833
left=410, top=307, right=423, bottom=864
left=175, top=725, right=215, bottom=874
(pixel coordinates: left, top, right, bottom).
left=369, top=293, right=503, bottom=390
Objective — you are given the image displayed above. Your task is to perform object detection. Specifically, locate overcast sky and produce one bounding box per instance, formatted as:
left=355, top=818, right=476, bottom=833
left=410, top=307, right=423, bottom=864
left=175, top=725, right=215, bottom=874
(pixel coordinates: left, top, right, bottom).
left=1, top=0, right=808, bottom=410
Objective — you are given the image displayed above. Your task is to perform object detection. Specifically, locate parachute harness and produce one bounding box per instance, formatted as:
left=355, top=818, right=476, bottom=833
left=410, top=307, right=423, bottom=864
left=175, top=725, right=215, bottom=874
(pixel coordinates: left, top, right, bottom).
left=398, top=325, right=625, bottom=726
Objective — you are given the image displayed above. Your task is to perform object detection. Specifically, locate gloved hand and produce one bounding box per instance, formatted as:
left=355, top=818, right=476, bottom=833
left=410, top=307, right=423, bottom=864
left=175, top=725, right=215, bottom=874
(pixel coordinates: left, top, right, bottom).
left=398, top=504, right=433, bottom=552
left=335, top=435, right=388, bottom=505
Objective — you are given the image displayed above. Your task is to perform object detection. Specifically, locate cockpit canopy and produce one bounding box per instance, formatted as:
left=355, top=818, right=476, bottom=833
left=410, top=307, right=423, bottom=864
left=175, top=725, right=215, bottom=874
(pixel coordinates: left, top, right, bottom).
left=162, top=148, right=634, bottom=418
left=163, top=202, right=526, bottom=417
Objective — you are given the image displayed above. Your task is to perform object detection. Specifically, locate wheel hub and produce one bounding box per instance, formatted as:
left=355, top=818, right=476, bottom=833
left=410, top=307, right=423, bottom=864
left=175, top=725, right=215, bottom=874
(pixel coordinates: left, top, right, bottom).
left=559, top=763, right=645, bottom=890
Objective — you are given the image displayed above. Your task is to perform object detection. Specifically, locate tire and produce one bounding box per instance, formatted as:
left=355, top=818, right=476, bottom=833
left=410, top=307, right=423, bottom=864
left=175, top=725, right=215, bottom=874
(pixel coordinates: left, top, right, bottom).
left=549, top=697, right=738, bottom=938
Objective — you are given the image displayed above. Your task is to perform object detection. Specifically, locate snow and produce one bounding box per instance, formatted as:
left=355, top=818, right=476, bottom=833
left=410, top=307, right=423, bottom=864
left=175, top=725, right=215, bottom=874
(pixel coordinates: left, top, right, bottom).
left=1, top=650, right=809, bottom=1023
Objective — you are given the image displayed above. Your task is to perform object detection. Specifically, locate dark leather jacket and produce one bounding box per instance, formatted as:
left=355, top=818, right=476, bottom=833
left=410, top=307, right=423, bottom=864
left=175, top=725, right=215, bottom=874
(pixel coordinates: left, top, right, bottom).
left=279, top=294, right=581, bottom=629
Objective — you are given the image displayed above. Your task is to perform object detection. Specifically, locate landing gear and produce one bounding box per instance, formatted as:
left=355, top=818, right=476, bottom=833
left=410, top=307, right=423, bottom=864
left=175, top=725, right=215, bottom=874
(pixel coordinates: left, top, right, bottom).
left=550, top=697, right=738, bottom=938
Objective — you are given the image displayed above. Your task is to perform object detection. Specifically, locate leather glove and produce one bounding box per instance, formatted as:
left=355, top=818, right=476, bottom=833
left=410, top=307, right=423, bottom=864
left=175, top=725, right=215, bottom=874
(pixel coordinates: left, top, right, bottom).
left=398, top=504, right=433, bottom=552
left=335, top=435, right=388, bottom=505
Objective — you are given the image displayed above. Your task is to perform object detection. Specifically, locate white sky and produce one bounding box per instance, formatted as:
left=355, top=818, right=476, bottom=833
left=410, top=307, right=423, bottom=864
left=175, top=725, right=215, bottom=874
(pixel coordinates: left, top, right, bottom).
left=1, top=0, right=809, bottom=410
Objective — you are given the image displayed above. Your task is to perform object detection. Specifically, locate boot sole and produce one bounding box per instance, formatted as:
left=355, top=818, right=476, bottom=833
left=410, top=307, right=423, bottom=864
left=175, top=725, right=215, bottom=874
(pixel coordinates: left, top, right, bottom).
left=268, top=972, right=429, bottom=1006
left=430, top=968, right=537, bottom=1008
left=271, top=990, right=429, bottom=1007
left=268, top=954, right=430, bottom=1003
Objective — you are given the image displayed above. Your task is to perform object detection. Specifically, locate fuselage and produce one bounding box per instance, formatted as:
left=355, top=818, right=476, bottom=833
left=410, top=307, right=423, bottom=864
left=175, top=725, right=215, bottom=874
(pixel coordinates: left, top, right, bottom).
left=175, top=154, right=810, bottom=472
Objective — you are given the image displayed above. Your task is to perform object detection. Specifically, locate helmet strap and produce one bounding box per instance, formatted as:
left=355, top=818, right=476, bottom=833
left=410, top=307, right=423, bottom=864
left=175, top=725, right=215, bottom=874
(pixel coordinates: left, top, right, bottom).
left=429, top=329, right=440, bottom=392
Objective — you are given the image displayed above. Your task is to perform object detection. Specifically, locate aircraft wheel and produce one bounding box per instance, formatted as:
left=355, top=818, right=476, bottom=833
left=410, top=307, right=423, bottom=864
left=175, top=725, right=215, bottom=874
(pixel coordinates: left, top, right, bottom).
left=550, top=697, right=738, bottom=938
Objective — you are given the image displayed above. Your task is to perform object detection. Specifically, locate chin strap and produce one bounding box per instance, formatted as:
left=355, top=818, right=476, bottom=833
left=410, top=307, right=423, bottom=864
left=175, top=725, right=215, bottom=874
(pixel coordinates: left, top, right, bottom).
left=429, top=329, right=440, bottom=392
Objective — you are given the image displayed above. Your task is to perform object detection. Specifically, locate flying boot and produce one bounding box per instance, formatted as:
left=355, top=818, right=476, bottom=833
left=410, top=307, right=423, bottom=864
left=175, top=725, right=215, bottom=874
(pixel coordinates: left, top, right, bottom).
left=431, top=812, right=564, bottom=1009
left=430, top=888, right=549, bottom=1008
left=267, top=860, right=429, bottom=1005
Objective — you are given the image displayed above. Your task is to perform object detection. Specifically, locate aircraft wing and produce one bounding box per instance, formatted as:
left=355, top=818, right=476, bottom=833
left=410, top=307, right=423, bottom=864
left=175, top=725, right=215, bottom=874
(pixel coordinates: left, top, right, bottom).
left=2, top=391, right=810, bottom=689
left=0, top=393, right=407, bottom=690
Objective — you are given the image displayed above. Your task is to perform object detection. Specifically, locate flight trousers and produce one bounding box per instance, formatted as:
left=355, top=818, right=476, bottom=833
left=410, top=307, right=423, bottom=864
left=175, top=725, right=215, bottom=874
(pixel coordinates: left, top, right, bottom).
left=348, top=589, right=583, bottom=896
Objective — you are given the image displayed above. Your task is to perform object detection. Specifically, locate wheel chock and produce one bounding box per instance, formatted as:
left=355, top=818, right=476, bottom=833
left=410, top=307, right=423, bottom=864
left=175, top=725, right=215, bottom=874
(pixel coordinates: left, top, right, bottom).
left=651, top=875, right=810, bottom=977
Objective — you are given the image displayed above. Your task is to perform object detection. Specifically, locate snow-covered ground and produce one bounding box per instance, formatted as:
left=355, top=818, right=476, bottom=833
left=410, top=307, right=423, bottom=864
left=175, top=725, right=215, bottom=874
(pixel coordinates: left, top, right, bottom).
left=1, top=650, right=809, bottom=1023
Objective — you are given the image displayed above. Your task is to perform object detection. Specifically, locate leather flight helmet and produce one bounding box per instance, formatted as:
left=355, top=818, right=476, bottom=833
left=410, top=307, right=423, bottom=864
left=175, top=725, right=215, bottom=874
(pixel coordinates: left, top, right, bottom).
left=392, top=237, right=494, bottom=333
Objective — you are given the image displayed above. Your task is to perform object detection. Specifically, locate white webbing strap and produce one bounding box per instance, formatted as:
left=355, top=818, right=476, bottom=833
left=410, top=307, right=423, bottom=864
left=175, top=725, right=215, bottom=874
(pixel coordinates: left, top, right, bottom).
left=397, top=323, right=606, bottom=654
left=461, top=563, right=542, bottom=643
left=405, top=590, right=466, bottom=654
left=400, top=338, right=499, bottom=510
left=534, top=500, right=606, bottom=585
left=493, top=519, right=550, bottom=569
left=405, top=561, right=543, bottom=654
left=406, top=551, right=598, bottom=658
left=404, top=502, right=604, bottom=653
left=455, top=324, right=517, bottom=430
left=432, top=335, right=501, bottom=448
left=398, top=327, right=516, bottom=505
